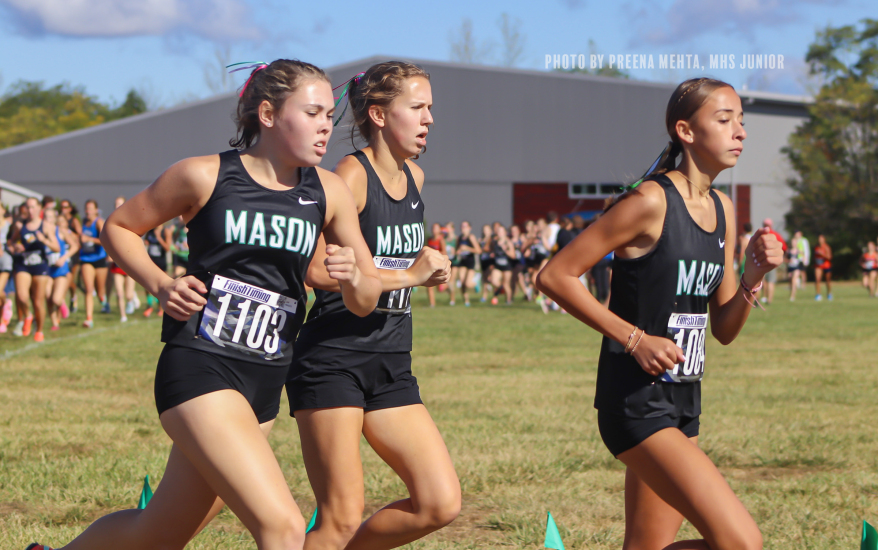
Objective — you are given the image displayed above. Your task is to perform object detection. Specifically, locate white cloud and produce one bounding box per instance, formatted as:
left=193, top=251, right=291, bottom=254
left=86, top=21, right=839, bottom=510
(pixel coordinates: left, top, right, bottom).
left=0, top=0, right=260, bottom=41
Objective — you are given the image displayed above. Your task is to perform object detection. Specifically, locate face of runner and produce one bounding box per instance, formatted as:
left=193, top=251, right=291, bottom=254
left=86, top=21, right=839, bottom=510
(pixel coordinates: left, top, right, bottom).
left=85, top=201, right=98, bottom=221
left=115, top=197, right=125, bottom=209
left=461, top=221, right=471, bottom=235
left=685, top=86, right=746, bottom=172
left=265, top=78, right=334, bottom=167
left=383, top=76, right=433, bottom=158
left=482, top=225, right=492, bottom=239
left=43, top=208, right=57, bottom=224
left=25, top=198, right=41, bottom=222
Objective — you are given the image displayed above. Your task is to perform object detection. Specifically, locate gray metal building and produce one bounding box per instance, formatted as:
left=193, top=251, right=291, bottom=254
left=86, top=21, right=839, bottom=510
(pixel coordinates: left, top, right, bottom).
left=0, top=55, right=809, bottom=236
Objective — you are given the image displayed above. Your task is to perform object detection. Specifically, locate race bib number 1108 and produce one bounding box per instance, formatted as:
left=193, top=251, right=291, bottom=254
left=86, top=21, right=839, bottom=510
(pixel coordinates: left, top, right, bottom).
left=660, top=313, right=707, bottom=383
left=198, top=275, right=298, bottom=360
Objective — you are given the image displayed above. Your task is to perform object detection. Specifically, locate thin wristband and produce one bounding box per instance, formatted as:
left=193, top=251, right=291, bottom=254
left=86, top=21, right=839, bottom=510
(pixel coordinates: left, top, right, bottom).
left=624, top=327, right=638, bottom=353
left=629, top=328, right=645, bottom=354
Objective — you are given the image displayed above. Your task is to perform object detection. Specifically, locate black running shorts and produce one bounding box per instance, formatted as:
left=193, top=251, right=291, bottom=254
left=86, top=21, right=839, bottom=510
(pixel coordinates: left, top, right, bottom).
left=286, top=345, right=422, bottom=415
left=597, top=409, right=700, bottom=457
left=155, top=344, right=286, bottom=424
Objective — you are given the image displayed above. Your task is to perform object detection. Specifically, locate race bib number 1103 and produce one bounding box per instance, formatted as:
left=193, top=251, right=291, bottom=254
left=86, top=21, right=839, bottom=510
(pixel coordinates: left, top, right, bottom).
left=660, top=313, right=707, bottom=383
left=198, top=275, right=298, bottom=360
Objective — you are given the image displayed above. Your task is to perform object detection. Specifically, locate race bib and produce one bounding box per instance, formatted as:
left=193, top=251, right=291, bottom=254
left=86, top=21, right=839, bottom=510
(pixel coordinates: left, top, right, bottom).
left=81, top=241, right=95, bottom=253
left=660, top=313, right=707, bottom=383
left=47, top=251, right=60, bottom=265
left=373, top=256, right=414, bottom=314
left=148, top=244, right=163, bottom=257
left=494, top=255, right=509, bottom=267
left=23, top=250, right=43, bottom=266
left=198, top=275, right=298, bottom=360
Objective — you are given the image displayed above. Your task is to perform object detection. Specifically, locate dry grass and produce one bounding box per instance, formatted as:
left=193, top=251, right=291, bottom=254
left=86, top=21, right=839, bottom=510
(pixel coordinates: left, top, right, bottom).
left=1, top=282, right=876, bottom=548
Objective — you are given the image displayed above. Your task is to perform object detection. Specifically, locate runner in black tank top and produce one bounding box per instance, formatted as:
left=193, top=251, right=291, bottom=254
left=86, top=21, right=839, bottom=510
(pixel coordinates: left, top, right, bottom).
left=32, top=59, right=382, bottom=550
left=536, top=79, right=783, bottom=550
left=293, top=149, right=425, bottom=352
left=285, top=61, right=460, bottom=550
left=8, top=197, right=58, bottom=341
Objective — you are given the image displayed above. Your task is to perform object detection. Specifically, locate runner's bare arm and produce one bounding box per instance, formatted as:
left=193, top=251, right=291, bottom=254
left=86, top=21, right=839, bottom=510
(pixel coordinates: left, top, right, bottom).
left=708, top=191, right=783, bottom=344
left=102, top=155, right=218, bottom=320
left=537, top=182, right=685, bottom=376
left=318, top=169, right=382, bottom=317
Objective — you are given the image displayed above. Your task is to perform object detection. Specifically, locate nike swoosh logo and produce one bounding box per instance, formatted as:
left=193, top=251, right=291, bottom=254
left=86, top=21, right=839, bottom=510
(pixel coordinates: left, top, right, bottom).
left=411, top=201, right=420, bottom=209
left=299, top=197, right=318, bottom=205
left=719, top=239, right=725, bottom=248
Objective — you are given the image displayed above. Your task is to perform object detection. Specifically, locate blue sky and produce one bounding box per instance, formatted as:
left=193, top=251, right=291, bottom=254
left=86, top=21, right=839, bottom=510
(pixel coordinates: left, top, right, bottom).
left=0, top=0, right=871, bottom=108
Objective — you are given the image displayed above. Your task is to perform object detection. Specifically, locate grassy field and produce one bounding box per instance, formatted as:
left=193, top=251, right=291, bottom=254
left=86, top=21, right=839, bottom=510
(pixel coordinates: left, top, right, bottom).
left=1, top=282, right=877, bottom=549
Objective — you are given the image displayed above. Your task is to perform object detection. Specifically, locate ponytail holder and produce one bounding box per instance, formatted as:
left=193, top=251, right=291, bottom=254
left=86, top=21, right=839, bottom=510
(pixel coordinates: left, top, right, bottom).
left=625, top=142, right=671, bottom=191
left=227, top=61, right=269, bottom=97
left=332, top=71, right=365, bottom=127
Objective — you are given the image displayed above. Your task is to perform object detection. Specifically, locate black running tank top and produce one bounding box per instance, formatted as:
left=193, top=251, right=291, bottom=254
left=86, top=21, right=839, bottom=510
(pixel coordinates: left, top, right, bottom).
left=595, top=174, right=726, bottom=417
left=162, top=150, right=326, bottom=364
left=296, top=150, right=425, bottom=353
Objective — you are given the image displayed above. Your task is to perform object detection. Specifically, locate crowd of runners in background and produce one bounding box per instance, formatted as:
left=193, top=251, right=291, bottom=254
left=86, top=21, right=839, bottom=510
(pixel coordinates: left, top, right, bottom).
left=1, top=198, right=877, bottom=342
left=0, top=195, right=189, bottom=341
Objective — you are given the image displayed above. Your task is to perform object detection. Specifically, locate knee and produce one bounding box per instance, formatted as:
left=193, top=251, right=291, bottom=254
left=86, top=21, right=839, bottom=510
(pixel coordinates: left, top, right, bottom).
left=417, top=487, right=461, bottom=530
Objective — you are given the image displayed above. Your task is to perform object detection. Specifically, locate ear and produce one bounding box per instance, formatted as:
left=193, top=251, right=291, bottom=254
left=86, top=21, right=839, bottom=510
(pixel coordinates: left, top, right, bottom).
left=257, top=100, right=275, bottom=128
left=675, top=119, right=694, bottom=144
left=367, top=104, right=386, bottom=129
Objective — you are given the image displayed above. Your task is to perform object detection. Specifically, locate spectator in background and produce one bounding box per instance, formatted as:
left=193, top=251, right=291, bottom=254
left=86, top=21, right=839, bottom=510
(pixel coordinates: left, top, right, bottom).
left=760, top=218, right=787, bottom=305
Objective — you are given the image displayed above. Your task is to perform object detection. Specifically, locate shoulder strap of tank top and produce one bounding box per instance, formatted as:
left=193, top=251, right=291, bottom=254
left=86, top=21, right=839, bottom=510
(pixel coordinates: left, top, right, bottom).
left=708, top=189, right=726, bottom=235
left=402, top=161, right=417, bottom=197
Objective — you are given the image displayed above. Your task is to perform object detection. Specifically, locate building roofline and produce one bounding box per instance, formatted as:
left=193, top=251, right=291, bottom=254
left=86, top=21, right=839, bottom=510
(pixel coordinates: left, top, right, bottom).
left=0, top=55, right=813, bottom=157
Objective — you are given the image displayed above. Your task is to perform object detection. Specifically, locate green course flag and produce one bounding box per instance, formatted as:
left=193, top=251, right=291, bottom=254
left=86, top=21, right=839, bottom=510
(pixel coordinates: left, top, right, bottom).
left=306, top=507, right=318, bottom=533
left=137, top=475, right=153, bottom=510
left=545, top=511, right=565, bottom=550
left=863, top=520, right=878, bottom=550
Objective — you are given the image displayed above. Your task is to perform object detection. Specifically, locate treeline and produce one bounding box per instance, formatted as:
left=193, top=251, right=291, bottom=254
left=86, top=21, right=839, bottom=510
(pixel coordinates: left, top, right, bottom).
left=0, top=82, right=147, bottom=149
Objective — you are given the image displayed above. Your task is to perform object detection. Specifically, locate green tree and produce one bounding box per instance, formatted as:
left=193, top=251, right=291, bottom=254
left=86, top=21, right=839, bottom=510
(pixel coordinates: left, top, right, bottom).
left=784, top=18, right=878, bottom=277
left=0, top=81, right=147, bottom=149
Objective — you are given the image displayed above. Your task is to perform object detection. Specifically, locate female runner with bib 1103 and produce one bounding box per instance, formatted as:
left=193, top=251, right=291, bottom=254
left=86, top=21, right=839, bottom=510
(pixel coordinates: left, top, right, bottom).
left=537, top=78, right=783, bottom=550
left=26, top=59, right=382, bottom=550
left=286, top=61, right=460, bottom=550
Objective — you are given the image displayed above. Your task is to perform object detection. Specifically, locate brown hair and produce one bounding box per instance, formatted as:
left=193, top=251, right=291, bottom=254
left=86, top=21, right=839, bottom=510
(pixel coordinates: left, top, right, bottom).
left=230, top=59, right=330, bottom=150
left=606, top=77, right=734, bottom=211
left=347, top=61, right=430, bottom=148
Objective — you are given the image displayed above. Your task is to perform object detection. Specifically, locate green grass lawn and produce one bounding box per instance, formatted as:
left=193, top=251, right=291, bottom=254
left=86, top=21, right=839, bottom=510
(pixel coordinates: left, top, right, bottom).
left=1, top=282, right=877, bottom=549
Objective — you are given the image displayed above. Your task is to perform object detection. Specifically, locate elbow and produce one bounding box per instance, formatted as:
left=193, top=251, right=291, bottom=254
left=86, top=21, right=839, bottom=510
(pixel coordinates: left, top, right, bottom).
left=534, top=269, right=552, bottom=296
left=712, top=328, right=735, bottom=346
